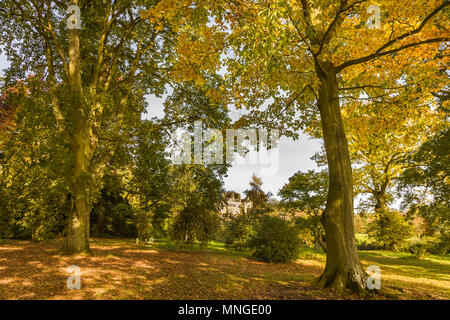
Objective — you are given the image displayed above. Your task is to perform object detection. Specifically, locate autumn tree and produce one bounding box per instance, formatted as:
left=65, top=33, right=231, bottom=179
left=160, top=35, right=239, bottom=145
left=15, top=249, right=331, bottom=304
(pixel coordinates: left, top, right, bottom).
left=399, top=128, right=450, bottom=237
left=279, top=170, right=328, bottom=251
left=168, top=164, right=224, bottom=246
left=345, top=89, right=445, bottom=213
left=0, top=76, right=69, bottom=240
left=220, top=0, right=449, bottom=291
left=0, top=87, right=19, bottom=151
left=0, top=0, right=221, bottom=252
left=244, top=174, right=269, bottom=211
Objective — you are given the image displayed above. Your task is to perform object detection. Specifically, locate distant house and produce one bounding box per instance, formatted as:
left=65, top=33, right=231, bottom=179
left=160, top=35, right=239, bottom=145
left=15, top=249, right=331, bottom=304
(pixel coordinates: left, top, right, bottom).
left=221, top=191, right=252, bottom=216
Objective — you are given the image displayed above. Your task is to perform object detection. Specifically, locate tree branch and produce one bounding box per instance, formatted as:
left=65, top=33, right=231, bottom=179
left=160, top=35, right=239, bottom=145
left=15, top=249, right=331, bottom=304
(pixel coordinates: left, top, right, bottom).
left=336, top=1, right=449, bottom=71
left=337, top=37, right=449, bottom=72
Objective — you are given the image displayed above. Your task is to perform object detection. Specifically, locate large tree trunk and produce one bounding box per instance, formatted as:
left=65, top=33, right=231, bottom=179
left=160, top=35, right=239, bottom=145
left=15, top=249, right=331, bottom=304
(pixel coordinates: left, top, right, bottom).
left=374, top=192, right=387, bottom=212
left=374, top=178, right=390, bottom=212
left=64, top=1, right=91, bottom=253
left=65, top=176, right=90, bottom=253
left=373, top=188, right=389, bottom=250
left=315, top=61, right=367, bottom=292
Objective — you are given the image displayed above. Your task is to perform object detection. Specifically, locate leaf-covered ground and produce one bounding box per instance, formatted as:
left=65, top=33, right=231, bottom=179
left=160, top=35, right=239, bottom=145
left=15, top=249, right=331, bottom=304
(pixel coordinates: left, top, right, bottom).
left=0, top=238, right=448, bottom=300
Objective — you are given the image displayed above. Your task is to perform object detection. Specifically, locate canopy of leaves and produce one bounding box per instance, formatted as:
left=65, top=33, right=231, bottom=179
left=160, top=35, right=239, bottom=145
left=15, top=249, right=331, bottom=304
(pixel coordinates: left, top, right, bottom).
left=400, top=128, right=450, bottom=235
left=279, top=169, right=328, bottom=213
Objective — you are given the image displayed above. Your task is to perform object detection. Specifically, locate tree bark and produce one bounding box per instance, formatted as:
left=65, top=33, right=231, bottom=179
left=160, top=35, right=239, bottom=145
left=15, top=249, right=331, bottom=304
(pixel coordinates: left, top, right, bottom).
left=317, top=233, right=327, bottom=252
left=315, top=61, right=367, bottom=292
left=316, top=213, right=327, bottom=252
left=63, top=1, right=91, bottom=253
left=96, top=206, right=104, bottom=237
left=374, top=192, right=387, bottom=212
left=374, top=178, right=390, bottom=212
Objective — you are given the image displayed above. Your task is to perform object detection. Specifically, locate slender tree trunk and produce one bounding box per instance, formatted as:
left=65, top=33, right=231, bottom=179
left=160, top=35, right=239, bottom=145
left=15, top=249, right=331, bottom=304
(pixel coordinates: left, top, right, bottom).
left=316, top=212, right=327, bottom=252
left=317, top=233, right=327, bottom=252
left=315, top=61, right=367, bottom=292
left=64, top=1, right=91, bottom=253
left=97, top=207, right=104, bottom=237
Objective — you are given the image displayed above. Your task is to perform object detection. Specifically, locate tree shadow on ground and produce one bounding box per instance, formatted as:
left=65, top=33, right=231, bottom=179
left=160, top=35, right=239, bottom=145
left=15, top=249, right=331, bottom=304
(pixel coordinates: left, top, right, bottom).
left=359, top=251, right=450, bottom=281
left=0, top=239, right=352, bottom=299
left=2, top=240, right=447, bottom=299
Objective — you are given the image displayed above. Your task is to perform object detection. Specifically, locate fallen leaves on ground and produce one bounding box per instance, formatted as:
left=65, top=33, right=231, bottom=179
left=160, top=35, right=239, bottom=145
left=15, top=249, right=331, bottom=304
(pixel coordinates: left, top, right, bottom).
left=0, top=239, right=448, bottom=300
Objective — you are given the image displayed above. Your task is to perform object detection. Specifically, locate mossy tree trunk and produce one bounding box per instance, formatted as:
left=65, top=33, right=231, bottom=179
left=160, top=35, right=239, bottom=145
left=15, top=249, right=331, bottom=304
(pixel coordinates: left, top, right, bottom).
left=315, top=60, right=367, bottom=292
left=374, top=178, right=390, bottom=212
left=64, top=0, right=91, bottom=253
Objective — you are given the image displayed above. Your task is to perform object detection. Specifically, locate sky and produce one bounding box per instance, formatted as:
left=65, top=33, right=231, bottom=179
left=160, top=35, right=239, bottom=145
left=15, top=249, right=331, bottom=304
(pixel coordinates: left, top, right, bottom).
left=0, top=51, right=322, bottom=198
left=143, top=93, right=322, bottom=197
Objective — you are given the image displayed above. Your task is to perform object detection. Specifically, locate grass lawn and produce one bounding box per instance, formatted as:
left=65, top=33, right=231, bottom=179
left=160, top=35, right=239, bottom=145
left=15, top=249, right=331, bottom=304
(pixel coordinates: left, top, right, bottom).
left=0, top=238, right=448, bottom=300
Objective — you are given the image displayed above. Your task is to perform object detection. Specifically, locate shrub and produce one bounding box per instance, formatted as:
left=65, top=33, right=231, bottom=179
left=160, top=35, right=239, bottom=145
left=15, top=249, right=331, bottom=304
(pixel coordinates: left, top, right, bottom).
left=368, top=210, right=414, bottom=250
left=406, top=233, right=450, bottom=257
left=169, top=206, right=220, bottom=246
left=407, top=237, right=431, bottom=259
left=249, top=215, right=301, bottom=263
left=224, top=215, right=254, bottom=251
left=411, top=243, right=429, bottom=259
left=430, top=232, right=450, bottom=255
left=355, top=234, right=383, bottom=250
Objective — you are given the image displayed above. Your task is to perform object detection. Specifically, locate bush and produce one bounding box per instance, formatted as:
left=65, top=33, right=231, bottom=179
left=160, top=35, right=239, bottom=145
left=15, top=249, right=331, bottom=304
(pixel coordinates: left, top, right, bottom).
left=355, top=234, right=383, bottom=250
left=430, top=232, right=450, bottom=255
left=406, top=234, right=450, bottom=257
left=407, top=237, right=431, bottom=259
left=368, top=210, right=414, bottom=250
left=169, top=206, right=220, bottom=246
left=249, top=215, right=301, bottom=263
left=411, top=243, right=429, bottom=259
left=224, top=215, right=254, bottom=251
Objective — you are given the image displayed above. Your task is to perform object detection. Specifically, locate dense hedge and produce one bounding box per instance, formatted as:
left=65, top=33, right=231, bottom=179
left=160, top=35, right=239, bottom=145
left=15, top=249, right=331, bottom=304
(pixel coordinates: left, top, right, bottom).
left=249, top=215, right=301, bottom=263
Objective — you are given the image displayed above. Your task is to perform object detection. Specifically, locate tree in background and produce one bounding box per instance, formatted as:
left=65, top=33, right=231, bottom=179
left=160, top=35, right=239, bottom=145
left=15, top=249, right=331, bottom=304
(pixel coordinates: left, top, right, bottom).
left=169, top=165, right=223, bottom=246
left=367, top=210, right=414, bottom=250
left=0, top=84, right=23, bottom=237
left=344, top=92, right=445, bottom=213
left=400, top=85, right=449, bottom=233
left=0, top=84, right=21, bottom=151
left=279, top=170, right=328, bottom=251
left=125, top=120, right=171, bottom=240
left=399, top=128, right=449, bottom=254
left=244, top=174, right=269, bottom=213
left=90, top=175, right=135, bottom=238
left=224, top=174, right=270, bottom=249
